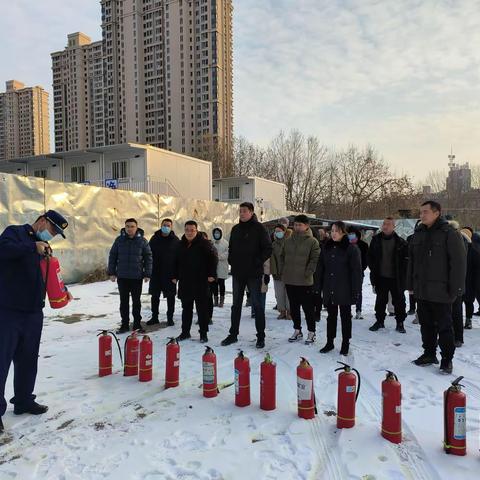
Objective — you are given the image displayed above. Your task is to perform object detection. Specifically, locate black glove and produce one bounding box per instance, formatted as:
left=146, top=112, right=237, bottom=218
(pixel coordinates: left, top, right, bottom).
left=263, top=274, right=270, bottom=285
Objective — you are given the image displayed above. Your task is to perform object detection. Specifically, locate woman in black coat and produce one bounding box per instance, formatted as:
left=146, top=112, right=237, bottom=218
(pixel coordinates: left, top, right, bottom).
left=317, top=221, right=362, bottom=355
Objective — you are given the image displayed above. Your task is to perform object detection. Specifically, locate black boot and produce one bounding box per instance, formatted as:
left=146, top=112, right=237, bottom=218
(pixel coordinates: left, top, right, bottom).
left=413, top=353, right=439, bottom=366
left=116, top=324, right=129, bottom=334
left=166, top=318, right=174, bottom=327
left=176, top=332, right=191, bottom=341
left=14, top=401, right=48, bottom=415
left=219, top=296, right=225, bottom=308
left=369, top=321, right=385, bottom=332
left=440, top=359, right=453, bottom=374
left=133, top=322, right=145, bottom=333
left=320, top=339, right=335, bottom=353
left=340, top=340, right=349, bottom=356
left=146, top=317, right=159, bottom=326
left=214, top=296, right=219, bottom=307
left=221, top=335, right=238, bottom=346
left=464, top=318, right=472, bottom=329
left=395, top=321, right=406, bottom=333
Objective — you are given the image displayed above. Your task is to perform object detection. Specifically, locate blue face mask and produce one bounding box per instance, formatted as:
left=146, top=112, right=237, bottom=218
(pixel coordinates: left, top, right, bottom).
left=37, top=229, right=54, bottom=242
left=161, top=226, right=171, bottom=235
left=275, top=231, right=285, bottom=240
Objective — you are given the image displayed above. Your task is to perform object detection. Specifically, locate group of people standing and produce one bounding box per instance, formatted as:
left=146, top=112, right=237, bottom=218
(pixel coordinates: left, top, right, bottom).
left=107, top=199, right=474, bottom=374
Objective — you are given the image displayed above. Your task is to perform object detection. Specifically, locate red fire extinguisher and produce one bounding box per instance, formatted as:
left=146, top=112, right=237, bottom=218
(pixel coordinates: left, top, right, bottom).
left=336, top=361, right=361, bottom=429
left=297, top=357, right=316, bottom=419
left=381, top=370, right=402, bottom=444
left=203, top=346, right=218, bottom=398
left=124, top=331, right=140, bottom=376
left=165, top=337, right=180, bottom=389
left=40, top=253, right=69, bottom=309
left=139, top=335, right=153, bottom=382
left=97, top=330, right=123, bottom=377
left=260, top=353, right=276, bottom=411
left=444, top=376, right=467, bottom=456
left=235, top=350, right=250, bottom=407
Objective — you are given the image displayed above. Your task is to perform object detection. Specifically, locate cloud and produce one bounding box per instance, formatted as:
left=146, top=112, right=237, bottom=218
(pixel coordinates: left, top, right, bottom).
left=233, top=0, right=480, bottom=178
left=1, top=0, right=479, bottom=180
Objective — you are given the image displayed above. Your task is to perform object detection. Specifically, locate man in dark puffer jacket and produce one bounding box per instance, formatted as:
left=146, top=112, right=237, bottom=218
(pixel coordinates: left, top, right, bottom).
left=108, top=218, right=152, bottom=333
left=407, top=201, right=466, bottom=374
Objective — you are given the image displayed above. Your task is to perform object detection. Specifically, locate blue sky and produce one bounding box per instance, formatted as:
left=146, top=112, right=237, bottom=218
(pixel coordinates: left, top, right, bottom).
left=1, top=0, right=479, bottom=179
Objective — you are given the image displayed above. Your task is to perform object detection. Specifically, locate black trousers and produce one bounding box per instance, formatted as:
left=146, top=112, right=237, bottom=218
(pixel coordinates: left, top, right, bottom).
left=409, top=294, right=416, bottom=312
left=181, top=294, right=209, bottom=335
left=0, top=309, right=43, bottom=416
left=374, top=277, right=406, bottom=324
left=151, top=293, right=175, bottom=321
left=230, top=276, right=265, bottom=340
left=208, top=284, right=214, bottom=319
left=356, top=273, right=364, bottom=312
left=285, top=285, right=316, bottom=332
left=313, top=291, right=322, bottom=318
left=326, top=303, right=352, bottom=341
left=417, top=300, right=455, bottom=361
left=211, top=279, right=226, bottom=298
left=464, top=298, right=474, bottom=319
left=452, top=296, right=464, bottom=343
left=118, top=278, right=143, bottom=327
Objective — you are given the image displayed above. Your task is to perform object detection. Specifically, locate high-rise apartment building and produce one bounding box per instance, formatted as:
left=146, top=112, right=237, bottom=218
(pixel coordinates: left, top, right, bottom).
left=0, top=80, right=50, bottom=160
left=51, top=32, right=105, bottom=152
left=53, top=0, right=233, bottom=177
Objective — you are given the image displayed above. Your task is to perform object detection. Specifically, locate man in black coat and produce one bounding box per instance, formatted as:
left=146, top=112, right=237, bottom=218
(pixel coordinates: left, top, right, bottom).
left=147, top=218, right=180, bottom=326
left=368, top=217, right=408, bottom=333
left=0, top=210, right=70, bottom=433
left=407, top=201, right=467, bottom=374
left=221, top=202, right=272, bottom=349
left=108, top=218, right=152, bottom=334
left=173, top=220, right=217, bottom=343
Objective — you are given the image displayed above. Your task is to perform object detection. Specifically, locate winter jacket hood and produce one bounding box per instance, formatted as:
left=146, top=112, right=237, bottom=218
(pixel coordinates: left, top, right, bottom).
left=212, top=227, right=223, bottom=240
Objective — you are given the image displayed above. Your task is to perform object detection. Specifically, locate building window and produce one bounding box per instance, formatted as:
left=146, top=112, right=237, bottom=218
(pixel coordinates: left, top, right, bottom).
left=34, top=169, right=47, bottom=179
left=112, top=160, right=128, bottom=179
left=71, top=165, right=86, bottom=183
left=228, top=186, right=240, bottom=200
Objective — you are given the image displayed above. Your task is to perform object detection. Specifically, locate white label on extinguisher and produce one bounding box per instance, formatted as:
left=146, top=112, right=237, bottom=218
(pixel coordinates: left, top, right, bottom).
left=346, top=385, right=356, bottom=393
left=453, top=407, right=466, bottom=440
left=203, top=362, right=215, bottom=385
left=395, top=405, right=401, bottom=414
left=105, top=350, right=111, bottom=357
left=173, top=361, right=180, bottom=368
left=297, top=377, right=313, bottom=401
left=145, top=360, right=152, bottom=367
left=235, top=369, right=239, bottom=395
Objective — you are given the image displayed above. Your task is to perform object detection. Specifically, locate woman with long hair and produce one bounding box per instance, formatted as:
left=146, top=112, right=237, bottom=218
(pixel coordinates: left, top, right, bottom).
left=318, top=221, right=362, bottom=355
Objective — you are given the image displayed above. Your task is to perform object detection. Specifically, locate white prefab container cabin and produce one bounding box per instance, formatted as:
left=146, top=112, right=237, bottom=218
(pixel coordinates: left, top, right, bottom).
left=212, top=176, right=286, bottom=212
left=0, top=143, right=212, bottom=201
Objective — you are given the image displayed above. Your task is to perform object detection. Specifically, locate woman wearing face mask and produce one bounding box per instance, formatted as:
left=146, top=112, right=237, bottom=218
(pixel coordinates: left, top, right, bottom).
left=211, top=227, right=229, bottom=307
left=318, top=221, right=362, bottom=355
left=270, top=224, right=291, bottom=319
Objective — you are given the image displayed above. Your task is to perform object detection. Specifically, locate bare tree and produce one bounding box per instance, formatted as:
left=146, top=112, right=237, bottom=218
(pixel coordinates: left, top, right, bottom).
left=423, top=169, right=447, bottom=193
left=334, top=145, right=396, bottom=218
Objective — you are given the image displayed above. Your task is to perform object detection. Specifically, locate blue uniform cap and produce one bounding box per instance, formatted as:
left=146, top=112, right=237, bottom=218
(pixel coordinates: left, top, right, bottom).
left=44, top=210, right=68, bottom=238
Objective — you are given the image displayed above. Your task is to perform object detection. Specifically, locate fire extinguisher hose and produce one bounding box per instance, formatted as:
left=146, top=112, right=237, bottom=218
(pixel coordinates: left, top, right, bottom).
left=96, top=330, right=123, bottom=366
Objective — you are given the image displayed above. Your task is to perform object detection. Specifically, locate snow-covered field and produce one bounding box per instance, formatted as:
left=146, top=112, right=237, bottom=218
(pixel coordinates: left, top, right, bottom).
left=1, top=276, right=479, bottom=480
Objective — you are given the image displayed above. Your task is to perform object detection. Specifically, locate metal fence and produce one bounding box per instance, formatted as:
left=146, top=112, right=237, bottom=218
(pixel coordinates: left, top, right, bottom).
left=0, top=172, right=287, bottom=283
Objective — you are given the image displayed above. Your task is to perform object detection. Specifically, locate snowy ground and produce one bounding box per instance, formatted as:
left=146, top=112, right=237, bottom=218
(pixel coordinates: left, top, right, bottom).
left=1, top=275, right=480, bottom=480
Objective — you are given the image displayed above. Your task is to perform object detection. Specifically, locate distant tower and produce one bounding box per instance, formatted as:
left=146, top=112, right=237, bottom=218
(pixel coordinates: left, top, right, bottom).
left=446, top=149, right=471, bottom=194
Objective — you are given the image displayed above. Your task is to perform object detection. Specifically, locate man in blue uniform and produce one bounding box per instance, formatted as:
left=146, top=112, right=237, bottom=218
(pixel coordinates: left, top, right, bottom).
left=0, top=210, right=69, bottom=433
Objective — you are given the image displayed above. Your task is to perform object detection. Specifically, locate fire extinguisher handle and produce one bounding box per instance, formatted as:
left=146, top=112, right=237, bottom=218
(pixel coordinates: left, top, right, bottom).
left=386, top=370, right=399, bottom=381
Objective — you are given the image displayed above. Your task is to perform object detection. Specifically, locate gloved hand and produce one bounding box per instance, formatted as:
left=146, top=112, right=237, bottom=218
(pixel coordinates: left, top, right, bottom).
left=264, top=274, right=270, bottom=285
left=372, top=285, right=376, bottom=294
